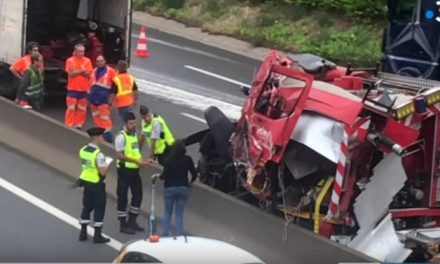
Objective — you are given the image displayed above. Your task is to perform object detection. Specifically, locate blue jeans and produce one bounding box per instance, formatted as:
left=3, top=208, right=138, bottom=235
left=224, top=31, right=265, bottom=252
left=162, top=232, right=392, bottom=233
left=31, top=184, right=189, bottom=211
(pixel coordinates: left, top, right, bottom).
left=117, top=105, right=134, bottom=131
left=161, top=186, right=189, bottom=237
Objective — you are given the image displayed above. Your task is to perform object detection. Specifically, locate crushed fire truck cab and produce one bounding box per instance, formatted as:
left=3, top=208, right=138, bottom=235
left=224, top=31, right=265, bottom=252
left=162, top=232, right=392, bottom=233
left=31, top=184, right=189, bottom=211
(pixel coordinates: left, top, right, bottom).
left=187, top=51, right=440, bottom=262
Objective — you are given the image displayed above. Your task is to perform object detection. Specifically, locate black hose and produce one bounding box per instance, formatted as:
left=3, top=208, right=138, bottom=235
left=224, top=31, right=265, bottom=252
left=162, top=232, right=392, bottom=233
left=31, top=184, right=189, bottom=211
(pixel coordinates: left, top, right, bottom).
left=367, top=132, right=405, bottom=156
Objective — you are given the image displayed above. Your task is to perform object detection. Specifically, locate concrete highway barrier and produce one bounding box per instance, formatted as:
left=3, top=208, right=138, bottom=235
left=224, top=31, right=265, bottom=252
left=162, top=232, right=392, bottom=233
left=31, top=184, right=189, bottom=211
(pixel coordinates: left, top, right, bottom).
left=0, top=96, right=376, bottom=264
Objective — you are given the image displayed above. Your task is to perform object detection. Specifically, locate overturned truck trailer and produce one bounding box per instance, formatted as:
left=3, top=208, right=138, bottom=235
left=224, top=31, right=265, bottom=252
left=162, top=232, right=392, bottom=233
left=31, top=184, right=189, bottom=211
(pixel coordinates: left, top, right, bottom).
left=187, top=51, right=440, bottom=262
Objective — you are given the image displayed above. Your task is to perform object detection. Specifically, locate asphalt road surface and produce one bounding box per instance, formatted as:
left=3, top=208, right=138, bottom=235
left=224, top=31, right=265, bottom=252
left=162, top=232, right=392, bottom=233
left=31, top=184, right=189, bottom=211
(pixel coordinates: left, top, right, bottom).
left=130, top=24, right=261, bottom=99
left=43, top=24, right=262, bottom=159
left=0, top=144, right=155, bottom=262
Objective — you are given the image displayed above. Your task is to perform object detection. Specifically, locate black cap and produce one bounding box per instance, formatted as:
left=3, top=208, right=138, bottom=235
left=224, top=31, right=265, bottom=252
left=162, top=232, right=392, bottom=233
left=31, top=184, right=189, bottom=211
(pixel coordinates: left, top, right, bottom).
left=139, top=105, right=149, bottom=115
left=86, top=127, right=105, bottom=137
left=124, top=112, right=136, bottom=122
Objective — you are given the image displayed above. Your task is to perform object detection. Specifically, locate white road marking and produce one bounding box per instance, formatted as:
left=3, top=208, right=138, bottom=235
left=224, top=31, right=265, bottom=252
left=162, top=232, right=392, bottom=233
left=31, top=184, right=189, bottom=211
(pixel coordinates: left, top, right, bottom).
left=131, top=34, right=232, bottom=62
left=0, top=176, right=122, bottom=251
left=181, top=113, right=207, bottom=124
left=130, top=68, right=242, bottom=121
left=184, top=65, right=250, bottom=87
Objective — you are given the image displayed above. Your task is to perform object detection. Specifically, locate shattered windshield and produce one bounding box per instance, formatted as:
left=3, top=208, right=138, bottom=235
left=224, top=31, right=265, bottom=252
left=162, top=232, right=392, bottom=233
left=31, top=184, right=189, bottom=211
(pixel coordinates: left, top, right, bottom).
left=254, top=73, right=306, bottom=119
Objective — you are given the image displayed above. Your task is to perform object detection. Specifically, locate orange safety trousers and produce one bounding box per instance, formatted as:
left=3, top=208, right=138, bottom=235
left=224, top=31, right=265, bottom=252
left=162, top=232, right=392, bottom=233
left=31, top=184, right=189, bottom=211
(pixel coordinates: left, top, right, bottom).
left=65, top=96, right=88, bottom=128
left=91, top=104, right=112, bottom=132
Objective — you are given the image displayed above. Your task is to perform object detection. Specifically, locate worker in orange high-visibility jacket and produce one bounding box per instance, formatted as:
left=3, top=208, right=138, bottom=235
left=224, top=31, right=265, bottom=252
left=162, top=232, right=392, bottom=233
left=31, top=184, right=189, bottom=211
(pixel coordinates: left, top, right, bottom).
left=109, top=60, right=138, bottom=130
left=10, top=41, right=45, bottom=107
left=88, top=55, right=117, bottom=143
left=65, top=43, right=93, bottom=130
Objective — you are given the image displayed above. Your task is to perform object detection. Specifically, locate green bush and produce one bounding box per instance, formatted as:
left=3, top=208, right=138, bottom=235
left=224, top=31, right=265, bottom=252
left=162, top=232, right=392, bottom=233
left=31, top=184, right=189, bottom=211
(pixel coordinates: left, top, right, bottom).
left=311, top=26, right=381, bottom=66
left=202, top=0, right=225, bottom=18
left=315, top=10, right=333, bottom=27
left=254, top=0, right=386, bottom=21
left=133, top=0, right=185, bottom=11
left=257, top=11, right=283, bottom=27
left=204, top=0, right=221, bottom=13
left=134, top=0, right=384, bottom=66
left=238, top=21, right=381, bottom=66
left=133, top=0, right=156, bottom=10
left=155, top=0, right=186, bottom=9
left=137, top=0, right=387, bottom=21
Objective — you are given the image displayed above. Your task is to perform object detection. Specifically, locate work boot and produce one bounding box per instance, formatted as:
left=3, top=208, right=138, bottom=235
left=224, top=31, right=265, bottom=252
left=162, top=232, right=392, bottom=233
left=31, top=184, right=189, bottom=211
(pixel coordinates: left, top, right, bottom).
left=119, top=219, right=136, bottom=235
left=79, top=224, right=88, bottom=241
left=128, top=213, right=145, bottom=232
left=93, top=227, right=110, bottom=244
left=132, top=222, right=145, bottom=232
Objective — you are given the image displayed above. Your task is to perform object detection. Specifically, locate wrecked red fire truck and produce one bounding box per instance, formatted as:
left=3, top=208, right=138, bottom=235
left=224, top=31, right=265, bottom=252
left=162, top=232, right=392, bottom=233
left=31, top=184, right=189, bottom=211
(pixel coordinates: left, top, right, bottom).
left=186, top=50, right=440, bottom=262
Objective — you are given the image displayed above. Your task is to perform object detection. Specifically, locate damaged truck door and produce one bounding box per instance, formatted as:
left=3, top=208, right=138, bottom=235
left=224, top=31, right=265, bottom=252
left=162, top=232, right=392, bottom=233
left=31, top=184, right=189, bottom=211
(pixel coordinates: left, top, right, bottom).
left=231, top=62, right=313, bottom=197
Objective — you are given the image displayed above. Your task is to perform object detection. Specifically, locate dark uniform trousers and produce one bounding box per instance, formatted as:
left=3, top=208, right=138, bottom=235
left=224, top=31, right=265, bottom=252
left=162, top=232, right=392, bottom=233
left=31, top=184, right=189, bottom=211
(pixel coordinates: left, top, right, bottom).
left=117, top=167, right=143, bottom=220
left=80, top=180, right=106, bottom=227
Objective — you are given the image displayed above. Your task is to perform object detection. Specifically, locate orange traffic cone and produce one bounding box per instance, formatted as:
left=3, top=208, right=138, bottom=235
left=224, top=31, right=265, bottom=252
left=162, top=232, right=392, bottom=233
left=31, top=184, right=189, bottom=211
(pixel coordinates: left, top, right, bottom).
left=135, top=26, right=149, bottom=57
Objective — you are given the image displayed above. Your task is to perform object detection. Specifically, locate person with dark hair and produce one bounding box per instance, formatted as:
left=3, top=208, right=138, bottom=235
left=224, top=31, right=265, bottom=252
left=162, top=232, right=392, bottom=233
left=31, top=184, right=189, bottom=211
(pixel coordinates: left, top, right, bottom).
left=160, top=139, right=197, bottom=237
left=78, top=127, right=111, bottom=244
left=138, top=105, right=175, bottom=166
left=114, top=111, right=147, bottom=234
left=16, top=53, right=44, bottom=111
left=10, top=42, right=43, bottom=80
left=109, top=60, right=138, bottom=130
left=88, top=55, right=117, bottom=143
left=10, top=41, right=45, bottom=106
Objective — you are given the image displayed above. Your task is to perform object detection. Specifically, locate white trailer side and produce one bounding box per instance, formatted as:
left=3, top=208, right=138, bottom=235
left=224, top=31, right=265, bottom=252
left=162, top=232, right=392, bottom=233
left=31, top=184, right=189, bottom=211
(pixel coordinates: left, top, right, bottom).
left=0, top=0, right=25, bottom=65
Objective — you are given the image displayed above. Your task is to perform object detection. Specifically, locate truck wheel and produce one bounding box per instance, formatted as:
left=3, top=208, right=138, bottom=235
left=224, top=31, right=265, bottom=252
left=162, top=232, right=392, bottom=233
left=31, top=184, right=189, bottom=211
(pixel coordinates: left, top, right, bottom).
left=0, top=64, right=17, bottom=100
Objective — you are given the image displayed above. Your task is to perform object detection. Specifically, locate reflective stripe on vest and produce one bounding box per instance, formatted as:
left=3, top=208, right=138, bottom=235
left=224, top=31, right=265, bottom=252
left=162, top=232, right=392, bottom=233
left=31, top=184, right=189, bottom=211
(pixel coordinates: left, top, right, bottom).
left=117, top=130, right=142, bottom=169
left=79, top=146, right=100, bottom=183
left=25, top=68, right=44, bottom=99
left=114, top=74, right=134, bottom=96
left=90, top=66, right=112, bottom=89
left=142, top=114, right=175, bottom=155
left=113, top=73, right=134, bottom=107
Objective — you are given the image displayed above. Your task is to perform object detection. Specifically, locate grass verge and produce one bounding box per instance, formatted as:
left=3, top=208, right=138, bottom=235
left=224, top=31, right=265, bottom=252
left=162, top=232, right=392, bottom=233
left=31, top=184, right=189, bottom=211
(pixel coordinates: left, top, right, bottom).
left=134, top=0, right=384, bottom=66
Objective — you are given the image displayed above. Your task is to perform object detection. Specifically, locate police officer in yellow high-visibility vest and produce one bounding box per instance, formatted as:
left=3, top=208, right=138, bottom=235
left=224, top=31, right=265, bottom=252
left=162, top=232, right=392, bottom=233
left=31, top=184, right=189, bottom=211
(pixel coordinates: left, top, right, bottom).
left=114, top=112, right=147, bottom=235
left=78, top=127, right=110, bottom=244
left=139, top=105, right=175, bottom=166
